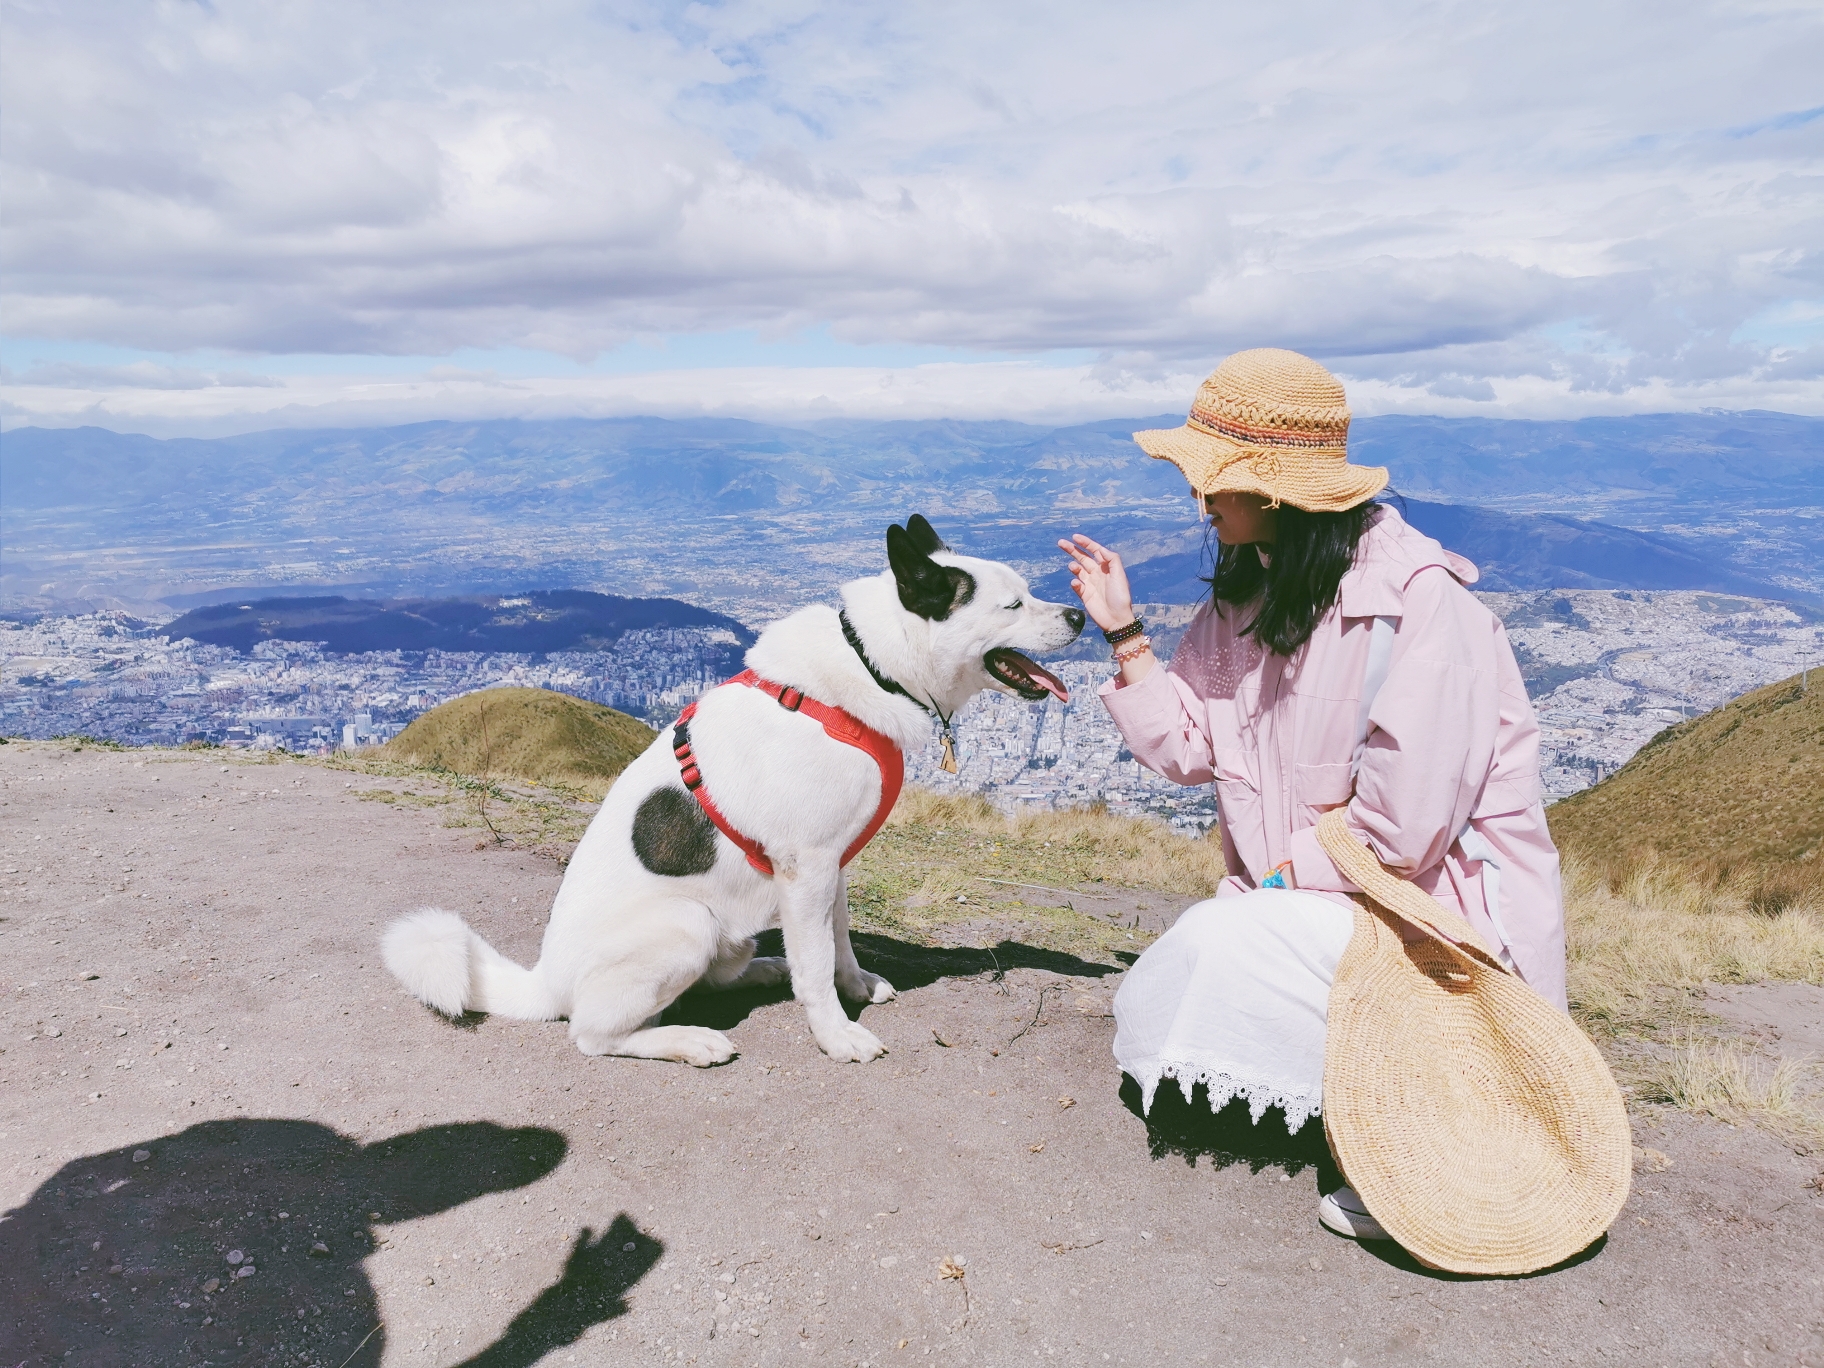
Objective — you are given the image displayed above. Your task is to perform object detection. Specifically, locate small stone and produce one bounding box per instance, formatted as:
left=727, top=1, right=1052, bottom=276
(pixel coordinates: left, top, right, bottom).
left=624, top=1241, right=637, bottom=1252
left=309, top=1242, right=331, bottom=1257
left=1214, top=1278, right=1228, bottom=1286
left=202, top=1316, right=213, bottom=1326
left=45, top=1027, right=61, bottom=1038
left=718, top=1273, right=736, bottom=1283
left=225, top=1251, right=243, bottom=1266
left=1308, top=1257, right=1323, bottom=1271
left=805, top=1228, right=821, bottom=1241
left=423, top=1275, right=435, bottom=1286
left=237, top=1266, right=255, bottom=1278
left=202, top=1278, right=220, bottom=1294
left=114, top=1028, right=127, bottom=1037
left=108, top=1265, right=122, bottom=1276
left=82, top=973, right=100, bottom=981
left=132, top=1150, right=150, bottom=1163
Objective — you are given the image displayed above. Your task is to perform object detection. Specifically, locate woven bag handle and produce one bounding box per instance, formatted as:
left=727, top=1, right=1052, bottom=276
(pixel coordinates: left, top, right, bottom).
left=1314, top=810, right=1509, bottom=973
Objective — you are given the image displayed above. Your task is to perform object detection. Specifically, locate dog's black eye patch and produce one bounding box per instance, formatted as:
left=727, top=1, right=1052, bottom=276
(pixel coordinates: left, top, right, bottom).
left=632, top=787, right=718, bottom=877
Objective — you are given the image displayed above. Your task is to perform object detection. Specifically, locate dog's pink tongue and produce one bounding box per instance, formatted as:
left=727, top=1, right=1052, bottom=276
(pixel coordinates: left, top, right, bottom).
left=1025, top=656, right=1069, bottom=702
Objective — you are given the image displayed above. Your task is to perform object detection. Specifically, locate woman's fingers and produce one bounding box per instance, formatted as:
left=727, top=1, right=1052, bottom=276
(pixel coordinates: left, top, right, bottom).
left=1070, top=533, right=1121, bottom=565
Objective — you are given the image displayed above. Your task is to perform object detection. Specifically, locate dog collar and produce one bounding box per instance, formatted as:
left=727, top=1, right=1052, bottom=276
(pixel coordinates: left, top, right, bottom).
left=839, top=610, right=960, bottom=773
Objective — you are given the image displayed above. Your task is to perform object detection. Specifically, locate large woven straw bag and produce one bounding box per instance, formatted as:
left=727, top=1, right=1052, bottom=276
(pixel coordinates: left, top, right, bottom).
left=1315, top=810, right=1632, bottom=1275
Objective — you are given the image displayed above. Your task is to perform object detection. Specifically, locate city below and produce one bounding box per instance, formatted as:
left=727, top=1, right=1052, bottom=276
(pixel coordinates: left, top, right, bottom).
left=1, top=588, right=1816, bottom=832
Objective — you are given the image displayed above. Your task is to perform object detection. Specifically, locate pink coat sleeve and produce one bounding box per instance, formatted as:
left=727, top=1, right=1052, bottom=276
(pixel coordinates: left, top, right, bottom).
left=1096, top=655, right=1218, bottom=787
left=1288, top=567, right=1500, bottom=890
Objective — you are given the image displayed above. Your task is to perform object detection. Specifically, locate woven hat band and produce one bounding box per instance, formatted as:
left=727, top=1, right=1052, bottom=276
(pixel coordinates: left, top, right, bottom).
left=1186, top=408, right=1347, bottom=454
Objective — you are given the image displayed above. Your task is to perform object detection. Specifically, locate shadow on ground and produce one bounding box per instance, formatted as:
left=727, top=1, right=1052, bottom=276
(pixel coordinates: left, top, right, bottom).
left=664, top=928, right=1121, bottom=1030
left=0, top=1118, right=662, bottom=1368
left=1119, top=1073, right=1339, bottom=1184
left=1120, top=1079, right=1613, bottom=1282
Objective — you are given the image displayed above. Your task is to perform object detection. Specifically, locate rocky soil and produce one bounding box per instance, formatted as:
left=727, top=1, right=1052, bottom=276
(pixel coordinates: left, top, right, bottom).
left=2, top=743, right=1821, bottom=1368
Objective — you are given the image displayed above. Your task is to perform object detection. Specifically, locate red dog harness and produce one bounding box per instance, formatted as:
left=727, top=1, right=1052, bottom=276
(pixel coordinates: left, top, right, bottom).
left=671, top=669, right=905, bottom=877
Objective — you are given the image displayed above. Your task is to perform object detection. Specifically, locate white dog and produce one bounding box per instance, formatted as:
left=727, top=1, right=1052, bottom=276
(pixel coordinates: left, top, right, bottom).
left=382, top=516, right=1084, bottom=1065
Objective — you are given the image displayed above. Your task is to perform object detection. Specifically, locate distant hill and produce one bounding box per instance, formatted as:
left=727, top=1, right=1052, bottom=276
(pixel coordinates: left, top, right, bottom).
left=6, top=411, right=1820, bottom=612
left=1547, top=671, right=1823, bottom=905
left=1034, top=498, right=1813, bottom=605
left=162, top=590, right=754, bottom=656
left=385, top=687, right=656, bottom=795
left=7, top=411, right=1819, bottom=515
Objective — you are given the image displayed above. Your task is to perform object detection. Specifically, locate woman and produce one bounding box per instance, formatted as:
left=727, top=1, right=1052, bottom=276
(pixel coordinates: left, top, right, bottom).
left=1059, top=348, right=1566, bottom=1242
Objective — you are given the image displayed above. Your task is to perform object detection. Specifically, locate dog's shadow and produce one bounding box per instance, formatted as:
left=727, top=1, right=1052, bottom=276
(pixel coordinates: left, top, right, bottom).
left=1, top=1118, right=663, bottom=1368
left=664, top=928, right=1120, bottom=1029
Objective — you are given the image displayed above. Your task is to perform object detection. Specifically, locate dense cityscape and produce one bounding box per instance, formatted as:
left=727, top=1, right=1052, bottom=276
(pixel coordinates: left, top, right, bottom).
left=1, top=588, right=1817, bottom=829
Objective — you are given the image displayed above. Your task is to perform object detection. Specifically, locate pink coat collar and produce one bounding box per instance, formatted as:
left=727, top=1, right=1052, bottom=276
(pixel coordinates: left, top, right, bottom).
left=1336, top=505, right=1479, bottom=619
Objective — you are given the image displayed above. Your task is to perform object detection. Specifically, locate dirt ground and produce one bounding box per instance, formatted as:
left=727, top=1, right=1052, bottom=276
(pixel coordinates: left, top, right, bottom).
left=2, top=743, right=1821, bottom=1368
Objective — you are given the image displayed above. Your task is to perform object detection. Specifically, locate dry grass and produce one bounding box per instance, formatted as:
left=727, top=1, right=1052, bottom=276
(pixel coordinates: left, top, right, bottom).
left=1565, top=850, right=1824, bottom=1147
left=383, top=686, right=655, bottom=798
left=313, top=751, right=599, bottom=857
left=1548, top=670, right=1823, bottom=885
left=1632, top=1040, right=1823, bottom=1151
left=845, top=789, right=1230, bottom=965
left=1566, top=852, right=1824, bottom=1037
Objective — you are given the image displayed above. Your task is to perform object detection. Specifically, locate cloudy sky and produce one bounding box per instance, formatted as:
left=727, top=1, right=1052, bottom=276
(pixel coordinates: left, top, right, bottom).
left=3, top=0, right=1821, bottom=434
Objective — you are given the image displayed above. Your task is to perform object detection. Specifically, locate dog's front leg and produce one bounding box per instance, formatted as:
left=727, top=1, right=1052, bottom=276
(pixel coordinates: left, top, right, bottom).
left=777, top=851, right=887, bottom=1062
left=832, top=869, right=896, bottom=1004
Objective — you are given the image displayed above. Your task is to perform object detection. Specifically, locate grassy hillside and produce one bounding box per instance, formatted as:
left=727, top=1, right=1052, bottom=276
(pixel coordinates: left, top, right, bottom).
left=384, top=687, right=655, bottom=797
left=1548, top=670, right=1823, bottom=907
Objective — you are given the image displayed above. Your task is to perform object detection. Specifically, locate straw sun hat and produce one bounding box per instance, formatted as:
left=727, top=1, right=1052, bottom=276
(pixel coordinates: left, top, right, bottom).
left=1314, top=810, right=1632, bottom=1276
left=1135, top=348, right=1388, bottom=512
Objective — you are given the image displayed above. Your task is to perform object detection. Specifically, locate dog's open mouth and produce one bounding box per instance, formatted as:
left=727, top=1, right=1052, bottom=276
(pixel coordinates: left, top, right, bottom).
left=983, top=648, right=1069, bottom=702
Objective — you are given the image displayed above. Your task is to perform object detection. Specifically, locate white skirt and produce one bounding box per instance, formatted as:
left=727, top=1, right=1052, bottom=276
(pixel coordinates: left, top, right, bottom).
left=1112, top=889, right=1355, bottom=1133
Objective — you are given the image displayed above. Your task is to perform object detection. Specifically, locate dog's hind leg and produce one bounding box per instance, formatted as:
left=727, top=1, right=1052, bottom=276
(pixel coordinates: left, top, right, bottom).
left=700, top=937, right=791, bottom=991
left=568, top=898, right=736, bottom=1067
left=831, top=870, right=896, bottom=1004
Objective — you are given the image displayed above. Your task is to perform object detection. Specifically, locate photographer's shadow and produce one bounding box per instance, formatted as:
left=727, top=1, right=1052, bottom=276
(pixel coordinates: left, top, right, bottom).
left=1, top=1118, right=662, bottom=1368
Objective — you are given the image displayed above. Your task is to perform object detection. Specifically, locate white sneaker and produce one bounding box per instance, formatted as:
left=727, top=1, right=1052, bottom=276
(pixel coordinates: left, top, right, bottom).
left=1318, top=1186, right=1391, bottom=1241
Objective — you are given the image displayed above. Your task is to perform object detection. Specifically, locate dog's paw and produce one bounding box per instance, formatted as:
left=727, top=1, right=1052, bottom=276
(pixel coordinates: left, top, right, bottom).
left=736, top=956, right=792, bottom=988
left=814, top=1020, right=887, bottom=1063
left=837, top=969, right=897, bottom=1004
left=667, top=1026, right=738, bottom=1068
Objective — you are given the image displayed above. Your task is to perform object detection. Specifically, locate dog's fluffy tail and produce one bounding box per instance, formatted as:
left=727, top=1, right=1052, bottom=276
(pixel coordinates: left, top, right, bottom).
left=381, top=908, right=556, bottom=1020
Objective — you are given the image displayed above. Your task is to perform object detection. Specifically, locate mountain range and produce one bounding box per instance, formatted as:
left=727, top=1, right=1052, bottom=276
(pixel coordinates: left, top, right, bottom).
left=3, top=411, right=1820, bottom=614
left=1040, top=497, right=1817, bottom=606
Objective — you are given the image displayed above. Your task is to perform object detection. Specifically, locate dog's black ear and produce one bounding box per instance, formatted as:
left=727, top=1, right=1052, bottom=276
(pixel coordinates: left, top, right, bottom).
left=905, top=514, right=947, bottom=555
left=887, top=523, right=976, bottom=621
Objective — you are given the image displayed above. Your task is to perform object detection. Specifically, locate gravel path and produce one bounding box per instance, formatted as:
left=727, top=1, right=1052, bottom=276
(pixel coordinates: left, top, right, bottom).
left=2, top=743, right=1821, bottom=1368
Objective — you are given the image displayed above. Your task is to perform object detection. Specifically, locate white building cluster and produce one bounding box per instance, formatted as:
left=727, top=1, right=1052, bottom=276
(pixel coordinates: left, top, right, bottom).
left=1, top=591, right=1816, bottom=814
left=0, top=614, right=745, bottom=753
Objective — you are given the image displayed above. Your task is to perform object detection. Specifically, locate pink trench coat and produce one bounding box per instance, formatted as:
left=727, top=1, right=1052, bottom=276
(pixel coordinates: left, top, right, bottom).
left=1099, top=506, right=1568, bottom=1010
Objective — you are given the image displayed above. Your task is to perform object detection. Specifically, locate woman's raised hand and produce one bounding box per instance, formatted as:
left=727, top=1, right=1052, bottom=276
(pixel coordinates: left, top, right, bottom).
left=1057, top=533, right=1136, bottom=632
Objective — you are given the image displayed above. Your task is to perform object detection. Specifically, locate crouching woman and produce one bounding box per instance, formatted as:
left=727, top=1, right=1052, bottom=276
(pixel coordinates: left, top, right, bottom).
left=1058, top=349, right=1567, bottom=1242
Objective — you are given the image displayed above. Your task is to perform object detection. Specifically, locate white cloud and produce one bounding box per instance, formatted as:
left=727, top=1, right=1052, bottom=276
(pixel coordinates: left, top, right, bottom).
left=2, top=0, right=1821, bottom=429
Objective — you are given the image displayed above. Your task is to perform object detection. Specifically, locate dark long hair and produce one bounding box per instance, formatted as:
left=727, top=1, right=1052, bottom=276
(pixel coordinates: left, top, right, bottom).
left=1206, top=501, right=1379, bottom=657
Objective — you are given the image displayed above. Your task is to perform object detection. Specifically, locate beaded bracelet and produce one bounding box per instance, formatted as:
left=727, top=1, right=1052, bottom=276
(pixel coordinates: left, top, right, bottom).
left=1112, top=635, right=1152, bottom=664
left=1103, top=618, right=1146, bottom=646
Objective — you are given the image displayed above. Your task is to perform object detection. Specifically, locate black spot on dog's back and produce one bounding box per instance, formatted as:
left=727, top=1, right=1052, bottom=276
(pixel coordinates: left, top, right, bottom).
left=633, top=787, right=718, bottom=876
